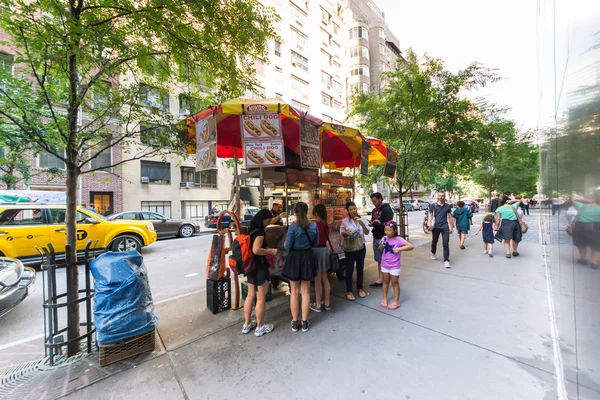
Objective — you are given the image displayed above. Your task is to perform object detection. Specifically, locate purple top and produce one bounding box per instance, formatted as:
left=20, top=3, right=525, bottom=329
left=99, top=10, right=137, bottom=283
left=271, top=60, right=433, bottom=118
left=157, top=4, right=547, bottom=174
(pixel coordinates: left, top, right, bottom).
left=380, top=236, right=408, bottom=270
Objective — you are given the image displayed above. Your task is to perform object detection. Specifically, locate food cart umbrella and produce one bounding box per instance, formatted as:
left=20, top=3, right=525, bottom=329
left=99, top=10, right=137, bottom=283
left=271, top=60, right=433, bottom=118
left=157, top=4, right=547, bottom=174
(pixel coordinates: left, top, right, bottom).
left=320, top=123, right=388, bottom=169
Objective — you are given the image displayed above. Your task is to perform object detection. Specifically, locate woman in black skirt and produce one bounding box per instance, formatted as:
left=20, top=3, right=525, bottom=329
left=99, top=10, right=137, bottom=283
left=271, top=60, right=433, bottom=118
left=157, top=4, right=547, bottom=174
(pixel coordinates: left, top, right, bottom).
left=494, top=196, right=523, bottom=258
left=284, top=202, right=318, bottom=332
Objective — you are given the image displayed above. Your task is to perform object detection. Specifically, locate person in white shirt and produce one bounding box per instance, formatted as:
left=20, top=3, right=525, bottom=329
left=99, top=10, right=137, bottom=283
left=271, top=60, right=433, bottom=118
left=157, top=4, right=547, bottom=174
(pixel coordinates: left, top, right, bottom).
left=340, top=202, right=370, bottom=301
left=522, top=196, right=530, bottom=216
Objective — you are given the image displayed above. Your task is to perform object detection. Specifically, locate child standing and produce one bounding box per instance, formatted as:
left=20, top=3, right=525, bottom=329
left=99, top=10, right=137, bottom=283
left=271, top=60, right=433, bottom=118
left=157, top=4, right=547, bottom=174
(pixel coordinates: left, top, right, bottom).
left=378, top=221, right=414, bottom=310
left=474, top=214, right=497, bottom=258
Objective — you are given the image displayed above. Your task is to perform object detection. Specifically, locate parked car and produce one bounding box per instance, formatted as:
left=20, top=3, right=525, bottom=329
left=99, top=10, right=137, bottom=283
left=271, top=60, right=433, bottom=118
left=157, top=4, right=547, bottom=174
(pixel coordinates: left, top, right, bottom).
left=462, top=200, right=480, bottom=213
left=393, top=200, right=414, bottom=212
left=0, top=257, right=35, bottom=317
left=204, top=206, right=261, bottom=229
left=412, top=199, right=429, bottom=211
left=363, top=204, right=375, bottom=215
left=108, top=211, right=200, bottom=238
left=0, top=205, right=157, bottom=264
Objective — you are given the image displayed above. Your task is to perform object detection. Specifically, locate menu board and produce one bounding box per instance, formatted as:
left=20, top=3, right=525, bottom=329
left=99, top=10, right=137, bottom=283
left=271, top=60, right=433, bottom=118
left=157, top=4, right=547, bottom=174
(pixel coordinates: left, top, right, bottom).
left=360, top=140, right=370, bottom=176
left=300, top=120, right=321, bottom=169
left=244, top=141, right=286, bottom=168
left=322, top=175, right=354, bottom=187
left=300, top=120, right=320, bottom=146
left=383, top=146, right=397, bottom=178
left=300, top=145, right=321, bottom=169
left=195, top=114, right=217, bottom=171
left=241, top=114, right=282, bottom=140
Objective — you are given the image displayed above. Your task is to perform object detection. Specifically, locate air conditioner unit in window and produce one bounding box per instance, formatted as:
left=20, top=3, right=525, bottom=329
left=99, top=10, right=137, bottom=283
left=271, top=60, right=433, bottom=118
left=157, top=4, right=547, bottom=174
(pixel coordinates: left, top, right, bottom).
left=185, top=182, right=195, bottom=189
left=141, top=177, right=150, bottom=184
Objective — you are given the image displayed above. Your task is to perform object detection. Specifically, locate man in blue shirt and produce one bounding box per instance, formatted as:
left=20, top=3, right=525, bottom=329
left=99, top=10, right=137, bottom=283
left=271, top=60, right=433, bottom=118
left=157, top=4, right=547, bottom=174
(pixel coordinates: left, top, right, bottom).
left=427, top=191, right=455, bottom=268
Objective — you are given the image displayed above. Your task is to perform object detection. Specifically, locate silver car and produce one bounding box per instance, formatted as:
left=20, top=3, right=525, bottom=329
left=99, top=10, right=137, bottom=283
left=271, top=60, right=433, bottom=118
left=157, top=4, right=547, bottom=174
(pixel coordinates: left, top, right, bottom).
left=0, top=258, right=35, bottom=318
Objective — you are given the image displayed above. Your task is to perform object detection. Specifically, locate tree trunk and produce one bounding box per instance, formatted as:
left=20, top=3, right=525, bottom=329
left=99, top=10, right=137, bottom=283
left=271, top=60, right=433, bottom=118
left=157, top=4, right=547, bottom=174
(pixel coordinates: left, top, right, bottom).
left=65, top=163, right=80, bottom=357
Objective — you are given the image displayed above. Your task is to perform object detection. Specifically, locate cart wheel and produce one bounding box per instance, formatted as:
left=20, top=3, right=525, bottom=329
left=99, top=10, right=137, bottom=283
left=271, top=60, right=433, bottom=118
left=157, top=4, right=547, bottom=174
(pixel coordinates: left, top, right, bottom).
left=336, top=269, right=346, bottom=281
left=271, top=276, right=280, bottom=289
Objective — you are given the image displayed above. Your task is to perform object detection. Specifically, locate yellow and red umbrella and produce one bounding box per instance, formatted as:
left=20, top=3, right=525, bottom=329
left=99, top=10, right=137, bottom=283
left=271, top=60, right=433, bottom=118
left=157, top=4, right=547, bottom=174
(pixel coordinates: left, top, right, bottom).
left=321, top=123, right=387, bottom=169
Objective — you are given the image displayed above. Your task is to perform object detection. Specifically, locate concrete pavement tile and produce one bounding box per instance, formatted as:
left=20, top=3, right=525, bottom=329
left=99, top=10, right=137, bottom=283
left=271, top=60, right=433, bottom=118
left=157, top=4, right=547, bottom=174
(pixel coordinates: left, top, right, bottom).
left=169, top=299, right=555, bottom=400
left=63, top=354, right=184, bottom=400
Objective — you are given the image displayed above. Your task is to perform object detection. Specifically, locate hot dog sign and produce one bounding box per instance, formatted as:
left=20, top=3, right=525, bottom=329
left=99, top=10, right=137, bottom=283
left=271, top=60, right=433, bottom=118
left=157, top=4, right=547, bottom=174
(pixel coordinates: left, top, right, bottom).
left=244, top=142, right=285, bottom=167
left=241, top=114, right=281, bottom=140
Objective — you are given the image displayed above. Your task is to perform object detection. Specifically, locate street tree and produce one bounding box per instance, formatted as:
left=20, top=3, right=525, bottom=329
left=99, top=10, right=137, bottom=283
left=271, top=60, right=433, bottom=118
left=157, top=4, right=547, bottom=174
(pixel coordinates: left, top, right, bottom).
left=350, top=49, right=499, bottom=235
left=0, top=0, right=277, bottom=356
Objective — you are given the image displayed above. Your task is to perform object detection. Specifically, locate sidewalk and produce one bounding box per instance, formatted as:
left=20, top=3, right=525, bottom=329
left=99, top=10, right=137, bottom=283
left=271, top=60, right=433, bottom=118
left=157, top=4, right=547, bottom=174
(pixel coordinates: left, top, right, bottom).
left=1, top=214, right=598, bottom=399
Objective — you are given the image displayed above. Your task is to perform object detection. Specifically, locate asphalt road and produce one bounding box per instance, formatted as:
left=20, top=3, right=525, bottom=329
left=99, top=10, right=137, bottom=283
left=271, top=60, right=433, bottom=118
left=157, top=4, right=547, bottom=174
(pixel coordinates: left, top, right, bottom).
left=0, top=209, right=450, bottom=347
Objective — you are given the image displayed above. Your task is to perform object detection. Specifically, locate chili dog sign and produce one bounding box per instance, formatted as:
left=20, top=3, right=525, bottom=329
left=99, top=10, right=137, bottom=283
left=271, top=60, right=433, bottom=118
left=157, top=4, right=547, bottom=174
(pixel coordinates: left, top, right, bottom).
left=241, top=114, right=282, bottom=140
left=244, top=141, right=285, bottom=167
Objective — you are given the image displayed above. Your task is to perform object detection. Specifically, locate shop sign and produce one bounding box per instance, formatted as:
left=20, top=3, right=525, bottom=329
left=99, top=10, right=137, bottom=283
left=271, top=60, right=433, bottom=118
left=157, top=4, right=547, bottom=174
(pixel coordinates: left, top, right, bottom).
left=322, top=176, right=354, bottom=187
left=360, top=139, right=370, bottom=177
left=246, top=104, right=270, bottom=112
left=244, top=141, right=286, bottom=168
left=383, top=146, right=397, bottom=178
left=195, top=114, right=217, bottom=171
left=286, top=173, right=319, bottom=184
left=241, top=113, right=282, bottom=140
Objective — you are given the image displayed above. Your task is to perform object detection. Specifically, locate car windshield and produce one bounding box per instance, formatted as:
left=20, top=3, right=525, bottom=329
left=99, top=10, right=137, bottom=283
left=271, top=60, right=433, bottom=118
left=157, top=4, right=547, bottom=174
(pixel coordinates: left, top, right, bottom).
left=80, top=208, right=108, bottom=221
left=246, top=207, right=260, bottom=216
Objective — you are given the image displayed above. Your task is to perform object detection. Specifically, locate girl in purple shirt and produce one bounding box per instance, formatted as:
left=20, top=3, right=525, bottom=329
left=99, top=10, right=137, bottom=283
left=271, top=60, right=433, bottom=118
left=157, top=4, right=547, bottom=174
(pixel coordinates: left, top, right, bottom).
left=378, top=221, right=414, bottom=310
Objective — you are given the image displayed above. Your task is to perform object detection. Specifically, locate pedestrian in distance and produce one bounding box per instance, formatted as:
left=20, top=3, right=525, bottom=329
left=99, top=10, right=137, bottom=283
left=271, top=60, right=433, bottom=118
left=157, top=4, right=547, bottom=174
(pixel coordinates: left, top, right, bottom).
left=368, top=192, right=395, bottom=288
left=490, top=193, right=500, bottom=213
left=522, top=195, right=530, bottom=216
left=243, top=209, right=278, bottom=337
left=453, top=200, right=473, bottom=250
left=310, top=204, right=332, bottom=313
left=428, top=191, right=455, bottom=268
left=283, top=202, right=318, bottom=332
left=340, top=201, right=370, bottom=301
left=494, top=196, right=523, bottom=258
left=378, top=220, right=414, bottom=310
left=473, top=214, right=498, bottom=257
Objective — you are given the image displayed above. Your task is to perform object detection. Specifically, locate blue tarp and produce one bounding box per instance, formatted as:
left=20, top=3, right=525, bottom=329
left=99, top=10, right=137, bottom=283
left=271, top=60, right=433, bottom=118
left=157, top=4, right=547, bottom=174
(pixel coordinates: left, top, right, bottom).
left=91, top=251, right=158, bottom=345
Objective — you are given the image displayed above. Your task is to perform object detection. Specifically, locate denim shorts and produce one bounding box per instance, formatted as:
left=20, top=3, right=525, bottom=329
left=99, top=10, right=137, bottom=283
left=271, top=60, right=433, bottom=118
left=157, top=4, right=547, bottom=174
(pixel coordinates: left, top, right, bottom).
left=373, top=238, right=383, bottom=262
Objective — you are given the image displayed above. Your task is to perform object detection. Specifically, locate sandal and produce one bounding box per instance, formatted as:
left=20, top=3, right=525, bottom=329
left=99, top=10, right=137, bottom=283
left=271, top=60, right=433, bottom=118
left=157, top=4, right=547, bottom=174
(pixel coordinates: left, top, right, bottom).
left=388, top=303, right=401, bottom=310
left=346, top=292, right=355, bottom=301
left=357, top=290, right=367, bottom=298
left=380, top=300, right=388, bottom=308
left=512, top=251, right=520, bottom=257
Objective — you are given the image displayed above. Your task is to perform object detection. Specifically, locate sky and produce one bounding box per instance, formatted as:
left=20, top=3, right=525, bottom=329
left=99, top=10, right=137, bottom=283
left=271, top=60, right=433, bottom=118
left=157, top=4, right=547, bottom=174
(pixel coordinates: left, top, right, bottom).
left=374, top=0, right=539, bottom=129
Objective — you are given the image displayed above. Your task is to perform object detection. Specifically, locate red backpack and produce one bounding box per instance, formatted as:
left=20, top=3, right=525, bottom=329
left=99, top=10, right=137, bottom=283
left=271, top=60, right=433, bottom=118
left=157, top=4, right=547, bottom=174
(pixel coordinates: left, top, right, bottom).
left=229, top=230, right=256, bottom=275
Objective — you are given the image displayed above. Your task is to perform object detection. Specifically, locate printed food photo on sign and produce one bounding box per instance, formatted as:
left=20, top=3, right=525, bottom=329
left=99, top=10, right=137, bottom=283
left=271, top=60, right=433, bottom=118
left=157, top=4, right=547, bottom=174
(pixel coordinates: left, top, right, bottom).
left=244, top=142, right=285, bottom=167
left=301, top=145, right=321, bottom=168
left=196, top=143, right=217, bottom=171
left=195, top=117, right=216, bottom=146
left=300, top=121, right=320, bottom=146
left=242, top=114, right=281, bottom=140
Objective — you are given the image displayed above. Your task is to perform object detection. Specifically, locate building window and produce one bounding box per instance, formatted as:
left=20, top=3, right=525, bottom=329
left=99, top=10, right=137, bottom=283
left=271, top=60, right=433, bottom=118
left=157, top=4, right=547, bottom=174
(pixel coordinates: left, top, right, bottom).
left=321, top=50, right=332, bottom=67
left=321, top=29, right=331, bottom=46
left=90, top=143, right=112, bottom=171
left=380, top=62, right=388, bottom=72
left=333, top=101, right=342, bottom=112
left=349, top=26, right=368, bottom=40
left=141, top=160, right=171, bottom=184
left=349, top=83, right=370, bottom=94
left=275, top=92, right=284, bottom=100
left=333, top=23, right=340, bottom=35
left=92, top=80, right=112, bottom=108
left=379, top=43, right=387, bottom=57
left=254, top=58, right=265, bottom=76
left=0, top=52, right=13, bottom=74
left=379, top=28, right=385, bottom=38
left=334, top=81, right=342, bottom=96
left=349, top=45, right=369, bottom=59
left=291, top=2, right=307, bottom=25
left=321, top=93, right=332, bottom=107
left=321, top=71, right=332, bottom=87
left=322, top=114, right=334, bottom=122
left=274, top=41, right=282, bottom=56
left=179, top=94, right=200, bottom=115
left=291, top=75, right=309, bottom=97
left=39, top=149, right=66, bottom=170
left=292, top=100, right=310, bottom=114
left=333, top=61, right=341, bottom=77
left=350, top=65, right=370, bottom=77
left=181, top=167, right=218, bottom=188
left=291, top=27, right=308, bottom=50
left=140, top=122, right=171, bottom=147
left=275, top=66, right=284, bottom=85
left=244, top=86, right=266, bottom=100
left=290, top=50, right=309, bottom=71
left=321, top=8, right=330, bottom=25
left=139, top=84, right=169, bottom=112
left=182, top=200, right=212, bottom=219
left=141, top=201, right=171, bottom=218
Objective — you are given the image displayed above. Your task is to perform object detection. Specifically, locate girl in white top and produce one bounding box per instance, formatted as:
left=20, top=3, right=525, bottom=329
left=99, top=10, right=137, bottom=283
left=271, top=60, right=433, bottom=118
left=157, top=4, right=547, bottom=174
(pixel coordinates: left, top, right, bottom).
left=340, top=201, right=370, bottom=301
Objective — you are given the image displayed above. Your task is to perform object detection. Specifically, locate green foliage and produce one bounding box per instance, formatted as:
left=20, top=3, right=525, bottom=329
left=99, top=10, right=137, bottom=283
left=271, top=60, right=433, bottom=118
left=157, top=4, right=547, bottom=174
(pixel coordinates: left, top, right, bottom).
left=349, top=49, right=500, bottom=196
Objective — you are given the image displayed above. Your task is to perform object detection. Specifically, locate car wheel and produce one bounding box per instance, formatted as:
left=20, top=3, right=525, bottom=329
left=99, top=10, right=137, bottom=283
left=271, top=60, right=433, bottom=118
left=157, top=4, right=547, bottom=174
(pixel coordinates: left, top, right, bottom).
left=179, top=225, right=195, bottom=238
left=111, top=235, right=142, bottom=252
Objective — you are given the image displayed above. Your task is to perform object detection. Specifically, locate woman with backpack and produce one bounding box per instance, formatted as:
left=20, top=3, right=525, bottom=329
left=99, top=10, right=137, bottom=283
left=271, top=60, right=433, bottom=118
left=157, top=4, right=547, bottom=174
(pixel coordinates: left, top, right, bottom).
left=242, top=209, right=278, bottom=337
left=284, top=202, right=318, bottom=332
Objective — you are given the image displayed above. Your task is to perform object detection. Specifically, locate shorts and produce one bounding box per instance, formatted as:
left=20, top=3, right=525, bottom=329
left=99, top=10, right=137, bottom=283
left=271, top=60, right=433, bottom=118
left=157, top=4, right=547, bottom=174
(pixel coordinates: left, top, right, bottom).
left=458, top=230, right=469, bottom=235
left=373, top=238, right=383, bottom=262
left=381, top=266, right=400, bottom=276
left=247, top=264, right=270, bottom=287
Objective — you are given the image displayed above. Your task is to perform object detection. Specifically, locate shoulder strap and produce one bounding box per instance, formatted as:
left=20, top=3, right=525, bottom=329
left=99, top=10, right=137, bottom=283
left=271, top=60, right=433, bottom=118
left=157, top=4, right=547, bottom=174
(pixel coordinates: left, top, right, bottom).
left=509, top=204, right=523, bottom=224
left=301, top=226, right=313, bottom=248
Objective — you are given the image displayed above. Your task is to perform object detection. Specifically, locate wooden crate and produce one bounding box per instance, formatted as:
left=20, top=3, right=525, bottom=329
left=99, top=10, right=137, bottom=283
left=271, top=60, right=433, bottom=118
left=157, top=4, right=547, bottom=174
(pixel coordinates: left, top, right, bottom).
left=99, top=330, right=156, bottom=367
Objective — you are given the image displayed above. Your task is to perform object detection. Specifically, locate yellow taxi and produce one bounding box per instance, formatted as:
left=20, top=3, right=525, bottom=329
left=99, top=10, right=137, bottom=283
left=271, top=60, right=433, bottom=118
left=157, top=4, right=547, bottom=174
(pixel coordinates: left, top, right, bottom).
left=0, top=205, right=157, bottom=264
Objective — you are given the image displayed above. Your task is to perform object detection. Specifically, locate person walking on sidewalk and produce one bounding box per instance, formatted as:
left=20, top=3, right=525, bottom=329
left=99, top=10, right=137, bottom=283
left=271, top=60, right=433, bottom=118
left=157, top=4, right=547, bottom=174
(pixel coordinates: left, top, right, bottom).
left=283, top=202, right=318, bottom=332
left=378, top=221, right=414, bottom=310
left=453, top=200, right=473, bottom=250
left=369, top=192, right=395, bottom=288
left=522, top=195, right=530, bottom=216
left=340, top=201, right=370, bottom=301
left=310, top=204, right=332, bottom=313
left=490, top=193, right=500, bottom=213
left=474, top=214, right=497, bottom=257
left=494, top=196, right=523, bottom=258
left=243, top=209, right=278, bottom=337
left=428, top=191, right=455, bottom=268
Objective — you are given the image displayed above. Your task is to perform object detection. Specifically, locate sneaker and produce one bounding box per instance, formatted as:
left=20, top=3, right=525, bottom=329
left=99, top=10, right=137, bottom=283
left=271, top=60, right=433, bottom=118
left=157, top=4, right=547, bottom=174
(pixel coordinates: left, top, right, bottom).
left=444, top=261, right=451, bottom=269
left=310, top=303, right=323, bottom=313
left=430, top=252, right=437, bottom=260
left=254, top=323, right=274, bottom=337
left=324, top=304, right=332, bottom=311
left=460, top=245, right=465, bottom=250
left=241, top=321, right=257, bottom=334
left=484, top=250, right=488, bottom=254
left=489, top=253, right=494, bottom=258
left=512, top=251, right=520, bottom=257
left=301, top=320, right=311, bottom=332
left=291, top=320, right=300, bottom=332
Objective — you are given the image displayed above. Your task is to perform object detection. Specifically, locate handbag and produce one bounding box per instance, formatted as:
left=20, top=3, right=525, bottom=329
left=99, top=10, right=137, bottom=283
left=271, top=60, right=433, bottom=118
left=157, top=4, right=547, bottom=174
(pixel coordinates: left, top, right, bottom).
left=566, top=205, right=588, bottom=236
left=509, top=205, right=528, bottom=234
left=341, top=219, right=365, bottom=252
